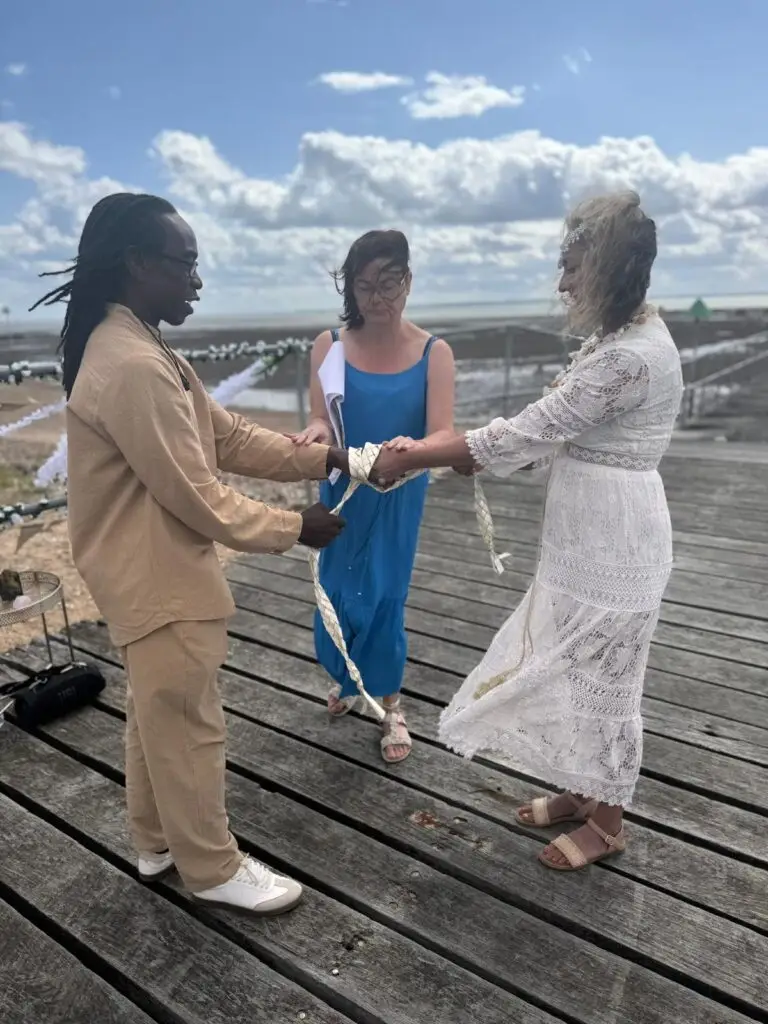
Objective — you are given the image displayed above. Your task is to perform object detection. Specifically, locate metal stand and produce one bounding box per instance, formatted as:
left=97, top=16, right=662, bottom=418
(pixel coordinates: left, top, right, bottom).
left=0, top=571, right=74, bottom=730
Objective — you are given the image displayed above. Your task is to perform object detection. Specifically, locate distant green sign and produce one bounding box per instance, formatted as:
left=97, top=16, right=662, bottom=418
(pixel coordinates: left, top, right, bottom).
left=688, top=297, right=711, bottom=320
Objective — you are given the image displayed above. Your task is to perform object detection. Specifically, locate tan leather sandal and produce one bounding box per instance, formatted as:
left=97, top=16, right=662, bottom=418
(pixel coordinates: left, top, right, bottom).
left=380, top=700, right=412, bottom=764
left=515, top=792, right=598, bottom=828
left=539, top=817, right=627, bottom=872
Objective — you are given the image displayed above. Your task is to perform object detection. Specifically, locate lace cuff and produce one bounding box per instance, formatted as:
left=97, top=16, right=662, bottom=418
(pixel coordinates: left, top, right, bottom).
left=466, top=422, right=550, bottom=478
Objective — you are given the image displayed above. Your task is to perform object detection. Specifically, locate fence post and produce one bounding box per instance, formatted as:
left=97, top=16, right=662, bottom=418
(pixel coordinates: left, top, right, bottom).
left=502, top=334, right=512, bottom=419
left=294, top=344, right=313, bottom=506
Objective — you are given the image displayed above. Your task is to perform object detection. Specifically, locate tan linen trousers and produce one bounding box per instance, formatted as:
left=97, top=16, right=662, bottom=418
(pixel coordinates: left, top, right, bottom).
left=120, top=619, right=241, bottom=892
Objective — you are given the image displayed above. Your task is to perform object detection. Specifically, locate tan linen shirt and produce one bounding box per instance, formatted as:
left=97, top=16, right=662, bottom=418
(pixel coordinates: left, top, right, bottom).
left=67, top=304, right=329, bottom=646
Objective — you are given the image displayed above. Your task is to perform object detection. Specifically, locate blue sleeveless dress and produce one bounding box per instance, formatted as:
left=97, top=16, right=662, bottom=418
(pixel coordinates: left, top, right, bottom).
left=315, top=331, right=436, bottom=700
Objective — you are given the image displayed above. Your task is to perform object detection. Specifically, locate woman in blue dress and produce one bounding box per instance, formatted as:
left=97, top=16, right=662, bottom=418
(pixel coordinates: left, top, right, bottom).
left=290, top=230, right=455, bottom=762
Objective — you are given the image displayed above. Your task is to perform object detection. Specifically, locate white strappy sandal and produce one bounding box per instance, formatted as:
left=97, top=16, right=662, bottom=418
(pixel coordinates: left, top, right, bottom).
left=380, top=699, right=412, bottom=764
left=327, top=682, right=358, bottom=718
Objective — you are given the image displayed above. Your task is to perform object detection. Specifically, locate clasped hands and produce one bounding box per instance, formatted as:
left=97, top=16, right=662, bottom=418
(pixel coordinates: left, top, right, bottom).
left=288, top=423, right=476, bottom=488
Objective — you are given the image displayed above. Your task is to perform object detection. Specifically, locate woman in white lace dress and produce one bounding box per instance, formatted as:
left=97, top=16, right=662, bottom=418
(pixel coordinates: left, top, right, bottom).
left=372, top=192, right=683, bottom=871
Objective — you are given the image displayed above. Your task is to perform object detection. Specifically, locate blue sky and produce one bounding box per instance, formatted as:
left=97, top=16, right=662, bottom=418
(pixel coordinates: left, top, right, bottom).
left=2, top=0, right=768, bottom=319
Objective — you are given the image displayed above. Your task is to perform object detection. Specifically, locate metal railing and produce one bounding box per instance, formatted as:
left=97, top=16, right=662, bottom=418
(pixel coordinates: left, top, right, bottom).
left=678, top=347, right=768, bottom=427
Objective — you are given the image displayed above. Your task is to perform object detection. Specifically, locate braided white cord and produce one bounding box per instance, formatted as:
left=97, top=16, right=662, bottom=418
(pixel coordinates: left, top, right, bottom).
left=307, top=443, right=507, bottom=720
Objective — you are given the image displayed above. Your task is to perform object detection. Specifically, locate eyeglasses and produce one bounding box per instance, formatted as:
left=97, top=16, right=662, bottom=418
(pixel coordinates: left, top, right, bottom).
left=353, top=276, right=405, bottom=302
left=159, top=253, right=200, bottom=279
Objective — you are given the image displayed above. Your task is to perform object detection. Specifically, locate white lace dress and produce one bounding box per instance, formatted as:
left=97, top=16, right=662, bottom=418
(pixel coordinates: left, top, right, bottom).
left=438, top=313, right=683, bottom=806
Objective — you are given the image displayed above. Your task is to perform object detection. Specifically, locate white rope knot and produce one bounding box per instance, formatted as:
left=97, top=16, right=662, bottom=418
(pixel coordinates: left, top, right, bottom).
left=308, top=442, right=508, bottom=721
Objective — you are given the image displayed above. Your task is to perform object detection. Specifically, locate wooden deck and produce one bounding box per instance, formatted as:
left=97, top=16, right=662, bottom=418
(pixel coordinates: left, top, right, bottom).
left=1, top=445, right=767, bottom=1024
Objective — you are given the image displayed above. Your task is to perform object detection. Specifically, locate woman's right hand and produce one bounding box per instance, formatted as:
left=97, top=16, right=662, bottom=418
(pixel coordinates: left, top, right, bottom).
left=289, top=419, right=333, bottom=446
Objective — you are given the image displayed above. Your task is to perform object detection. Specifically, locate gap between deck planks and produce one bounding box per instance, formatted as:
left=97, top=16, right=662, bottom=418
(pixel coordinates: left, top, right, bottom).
left=1, top=647, right=766, bottom=1024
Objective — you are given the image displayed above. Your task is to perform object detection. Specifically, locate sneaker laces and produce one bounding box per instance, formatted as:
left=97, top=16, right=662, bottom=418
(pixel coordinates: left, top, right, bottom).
left=238, top=856, right=277, bottom=891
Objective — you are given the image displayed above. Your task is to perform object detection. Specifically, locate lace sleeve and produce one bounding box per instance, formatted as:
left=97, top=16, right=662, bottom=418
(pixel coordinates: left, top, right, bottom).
left=466, top=346, right=650, bottom=476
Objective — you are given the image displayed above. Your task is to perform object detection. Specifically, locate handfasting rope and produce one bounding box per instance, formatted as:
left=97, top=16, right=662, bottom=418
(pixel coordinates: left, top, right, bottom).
left=307, top=442, right=509, bottom=721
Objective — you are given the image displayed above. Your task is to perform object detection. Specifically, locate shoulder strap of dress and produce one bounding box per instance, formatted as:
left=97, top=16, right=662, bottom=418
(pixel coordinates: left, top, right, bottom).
left=422, top=335, right=437, bottom=359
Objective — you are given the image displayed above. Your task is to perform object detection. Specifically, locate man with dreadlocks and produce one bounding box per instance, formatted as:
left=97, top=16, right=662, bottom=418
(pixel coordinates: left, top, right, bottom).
left=31, top=192, right=352, bottom=915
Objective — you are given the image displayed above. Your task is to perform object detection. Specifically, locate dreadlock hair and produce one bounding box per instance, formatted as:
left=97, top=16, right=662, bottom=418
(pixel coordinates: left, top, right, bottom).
left=29, top=193, right=177, bottom=397
left=332, top=229, right=410, bottom=329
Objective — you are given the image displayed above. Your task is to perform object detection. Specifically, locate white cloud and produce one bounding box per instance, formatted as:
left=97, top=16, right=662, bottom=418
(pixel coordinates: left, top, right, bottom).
left=5, top=63, right=27, bottom=77
left=4, top=119, right=768, bottom=315
left=403, top=72, right=525, bottom=120
left=563, top=49, right=593, bottom=76
left=107, top=85, right=122, bottom=100
left=316, top=71, right=412, bottom=93
left=0, top=121, right=86, bottom=185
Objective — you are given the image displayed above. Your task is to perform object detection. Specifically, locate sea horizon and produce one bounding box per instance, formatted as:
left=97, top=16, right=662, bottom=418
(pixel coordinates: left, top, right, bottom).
left=4, top=290, right=768, bottom=337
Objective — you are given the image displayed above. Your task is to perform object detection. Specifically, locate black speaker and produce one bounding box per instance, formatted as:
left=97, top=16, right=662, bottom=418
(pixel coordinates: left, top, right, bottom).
left=0, top=661, right=106, bottom=729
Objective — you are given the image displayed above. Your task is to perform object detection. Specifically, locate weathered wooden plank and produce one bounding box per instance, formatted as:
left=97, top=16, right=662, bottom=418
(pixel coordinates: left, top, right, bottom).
left=227, top=564, right=768, bottom=756
left=433, top=465, right=768, bottom=556
left=423, top=495, right=768, bottom=564
left=0, top=790, right=349, bottom=1024
left=253, top=545, right=768, bottom=648
left=643, top=669, right=768, bottom=729
left=466, top=464, right=768, bottom=512
left=0, top=900, right=154, bottom=1024
left=226, top=571, right=768, bottom=705
left=54, top=628, right=768, bottom=930
left=420, top=506, right=768, bottom=617
left=228, top=573, right=496, bottom=651
left=237, top=557, right=768, bottom=724
left=278, top=526, right=768, bottom=646
left=0, top=725, right=560, bottom=1024
left=8, top=718, right=758, bottom=1024
left=189, top=603, right=768, bottom=802
left=640, top=694, right=768, bottom=765
left=647, top=644, right=768, bottom=696
left=232, top=557, right=768, bottom=675
left=191, top=714, right=768, bottom=1012
left=435, top=484, right=768, bottom=529
left=9, top=668, right=766, bottom=1021
left=422, top=498, right=768, bottom=549
left=419, top=528, right=768, bottom=583
left=229, top=596, right=482, bottom=679
left=435, top=485, right=768, bottom=535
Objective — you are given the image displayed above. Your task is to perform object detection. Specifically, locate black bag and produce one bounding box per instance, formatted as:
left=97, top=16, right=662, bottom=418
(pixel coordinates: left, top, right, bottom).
left=0, top=660, right=106, bottom=729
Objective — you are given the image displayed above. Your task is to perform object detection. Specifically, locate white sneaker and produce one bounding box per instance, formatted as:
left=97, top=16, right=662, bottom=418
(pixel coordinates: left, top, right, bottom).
left=193, top=855, right=302, bottom=916
left=137, top=849, right=175, bottom=883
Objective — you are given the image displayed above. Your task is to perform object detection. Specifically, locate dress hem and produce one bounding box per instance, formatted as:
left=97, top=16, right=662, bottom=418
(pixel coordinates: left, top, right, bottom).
left=438, top=715, right=637, bottom=808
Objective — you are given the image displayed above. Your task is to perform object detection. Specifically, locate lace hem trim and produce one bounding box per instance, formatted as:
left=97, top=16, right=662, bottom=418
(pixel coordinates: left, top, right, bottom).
left=438, top=717, right=639, bottom=807
left=565, top=443, right=660, bottom=471
left=538, top=544, right=672, bottom=611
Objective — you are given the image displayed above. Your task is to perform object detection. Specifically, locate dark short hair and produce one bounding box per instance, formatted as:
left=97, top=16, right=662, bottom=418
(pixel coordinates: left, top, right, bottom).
left=29, top=193, right=177, bottom=396
left=333, top=229, right=410, bottom=329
